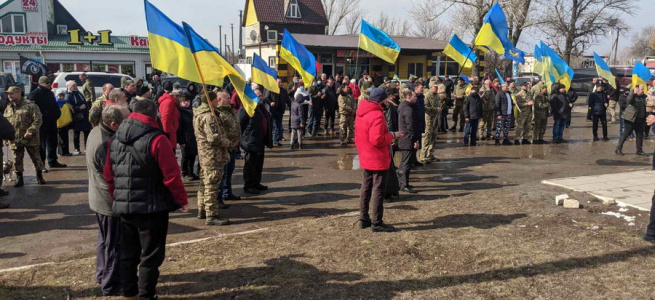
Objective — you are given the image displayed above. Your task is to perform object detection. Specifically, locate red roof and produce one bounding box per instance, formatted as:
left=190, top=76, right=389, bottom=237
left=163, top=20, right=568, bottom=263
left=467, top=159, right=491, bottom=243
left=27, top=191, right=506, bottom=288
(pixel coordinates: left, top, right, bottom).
left=245, top=0, right=328, bottom=27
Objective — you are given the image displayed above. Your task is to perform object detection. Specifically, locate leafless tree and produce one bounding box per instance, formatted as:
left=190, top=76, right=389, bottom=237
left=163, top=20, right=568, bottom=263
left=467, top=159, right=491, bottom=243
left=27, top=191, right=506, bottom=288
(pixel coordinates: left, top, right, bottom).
left=343, top=8, right=362, bottom=35
left=542, top=0, right=635, bottom=63
left=370, top=12, right=412, bottom=36
left=412, top=19, right=454, bottom=40
left=322, top=0, right=360, bottom=35
left=628, top=25, right=655, bottom=59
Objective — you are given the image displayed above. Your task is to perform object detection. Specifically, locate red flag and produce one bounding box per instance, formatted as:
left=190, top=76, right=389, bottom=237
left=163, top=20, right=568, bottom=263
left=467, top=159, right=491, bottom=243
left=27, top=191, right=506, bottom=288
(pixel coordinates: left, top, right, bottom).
left=315, top=61, right=323, bottom=74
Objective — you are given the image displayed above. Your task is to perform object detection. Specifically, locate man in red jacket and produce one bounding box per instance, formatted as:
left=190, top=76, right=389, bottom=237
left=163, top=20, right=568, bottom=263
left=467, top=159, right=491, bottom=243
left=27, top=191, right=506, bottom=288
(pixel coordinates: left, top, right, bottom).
left=158, top=81, right=180, bottom=149
left=355, top=88, right=403, bottom=232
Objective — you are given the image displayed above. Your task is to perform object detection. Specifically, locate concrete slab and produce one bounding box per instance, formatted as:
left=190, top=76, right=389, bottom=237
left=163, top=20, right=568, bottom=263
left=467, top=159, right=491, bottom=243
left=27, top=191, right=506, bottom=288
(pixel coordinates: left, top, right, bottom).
left=543, top=170, right=655, bottom=211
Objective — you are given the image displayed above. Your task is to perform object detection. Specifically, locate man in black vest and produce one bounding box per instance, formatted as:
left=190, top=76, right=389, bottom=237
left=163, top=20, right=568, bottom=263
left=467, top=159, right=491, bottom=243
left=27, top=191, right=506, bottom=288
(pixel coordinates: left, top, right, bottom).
left=239, top=89, right=273, bottom=195
left=27, top=76, right=67, bottom=169
left=103, top=100, right=189, bottom=300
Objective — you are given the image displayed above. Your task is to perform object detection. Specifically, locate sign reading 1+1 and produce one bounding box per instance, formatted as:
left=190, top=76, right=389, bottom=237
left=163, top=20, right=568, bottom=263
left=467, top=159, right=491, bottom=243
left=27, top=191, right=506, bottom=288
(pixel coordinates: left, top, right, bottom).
left=67, top=30, right=114, bottom=46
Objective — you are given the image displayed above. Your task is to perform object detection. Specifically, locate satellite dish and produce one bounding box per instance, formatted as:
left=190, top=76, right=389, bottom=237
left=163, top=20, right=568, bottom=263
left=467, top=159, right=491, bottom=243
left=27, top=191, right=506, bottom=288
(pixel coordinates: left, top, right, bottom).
left=249, top=30, right=258, bottom=42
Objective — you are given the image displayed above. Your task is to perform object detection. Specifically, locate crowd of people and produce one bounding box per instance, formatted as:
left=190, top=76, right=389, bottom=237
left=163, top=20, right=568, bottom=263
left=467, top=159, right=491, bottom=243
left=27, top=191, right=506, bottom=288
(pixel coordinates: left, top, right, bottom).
left=2, top=68, right=655, bottom=298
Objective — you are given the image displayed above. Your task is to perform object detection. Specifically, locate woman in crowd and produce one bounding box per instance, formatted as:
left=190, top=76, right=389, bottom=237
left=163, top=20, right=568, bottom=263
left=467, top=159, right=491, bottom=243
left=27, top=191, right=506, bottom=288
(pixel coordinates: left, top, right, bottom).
left=65, top=80, right=92, bottom=155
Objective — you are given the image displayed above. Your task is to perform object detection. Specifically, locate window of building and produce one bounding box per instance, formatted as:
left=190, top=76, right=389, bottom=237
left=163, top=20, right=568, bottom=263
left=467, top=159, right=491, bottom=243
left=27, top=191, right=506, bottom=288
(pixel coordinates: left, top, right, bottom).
left=268, top=56, right=276, bottom=68
left=76, top=63, right=89, bottom=72
left=0, top=14, right=26, bottom=34
left=92, top=64, right=107, bottom=72
left=62, top=63, right=74, bottom=72
left=287, top=0, right=301, bottom=18
left=120, top=64, right=134, bottom=76
left=388, top=65, right=396, bottom=72
left=408, top=63, right=424, bottom=78
left=267, top=30, right=278, bottom=42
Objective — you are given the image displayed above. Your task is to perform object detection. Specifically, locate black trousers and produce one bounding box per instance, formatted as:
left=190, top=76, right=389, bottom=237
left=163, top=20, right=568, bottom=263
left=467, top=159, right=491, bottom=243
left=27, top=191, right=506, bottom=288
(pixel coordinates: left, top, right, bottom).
left=397, top=150, right=413, bottom=189
left=243, top=150, right=265, bottom=188
left=592, top=114, right=608, bottom=138
left=647, top=192, right=655, bottom=237
left=96, top=213, right=122, bottom=296
left=440, top=109, right=449, bottom=131
left=73, top=129, right=90, bottom=151
left=618, top=119, right=645, bottom=153
left=325, top=109, right=336, bottom=130
left=40, top=122, right=59, bottom=165
left=58, top=127, right=71, bottom=155
left=180, top=147, right=197, bottom=176
left=360, top=170, right=387, bottom=225
left=120, top=211, right=169, bottom=299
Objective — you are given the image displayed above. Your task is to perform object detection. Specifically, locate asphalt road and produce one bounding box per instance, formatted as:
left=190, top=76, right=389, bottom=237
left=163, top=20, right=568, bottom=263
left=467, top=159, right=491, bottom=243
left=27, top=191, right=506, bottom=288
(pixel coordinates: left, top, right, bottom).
left=0, top=106, right=652, bottom=269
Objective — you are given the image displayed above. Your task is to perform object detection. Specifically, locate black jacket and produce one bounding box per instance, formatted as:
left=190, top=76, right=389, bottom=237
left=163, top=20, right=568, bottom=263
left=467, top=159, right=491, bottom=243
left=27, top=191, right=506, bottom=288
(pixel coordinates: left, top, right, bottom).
left=397, top=100, right=419, bottom=150
left=384, top=100, right=399, bottom=132
left=549, top=92, right=571, bottom=120
left=0, top=113, right=15, bottom=140
left=627, top=92, right=647, bottom=120
left=495, top=90, right=513, bottom=117
left=176, top=105, right=197, bottom=155
left=587, top=91, right=608, bottom=116
left=27, top=86, right=60, bottom=125
left=66, top=90, right=92, bottom=132
left=323, top=85, right=338, bottom=111
left=265, top=88, right=288, bottom=115
left=464, top=93, right=483, bottom=120
left=238, top=105, right=273, bottom=153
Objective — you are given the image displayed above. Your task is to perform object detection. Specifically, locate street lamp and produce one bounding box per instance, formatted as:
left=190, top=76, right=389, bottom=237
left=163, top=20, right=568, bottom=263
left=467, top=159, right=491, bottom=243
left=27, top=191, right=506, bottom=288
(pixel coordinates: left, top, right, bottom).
left=259, top=25, right=269, bottom=57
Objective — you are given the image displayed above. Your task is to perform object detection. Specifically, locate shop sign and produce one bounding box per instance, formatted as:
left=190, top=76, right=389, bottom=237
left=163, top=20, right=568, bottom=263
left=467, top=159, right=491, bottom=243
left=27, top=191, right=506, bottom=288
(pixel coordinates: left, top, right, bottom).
left=0, top=32, right=47, bottom=46
left=22, top=0, right=37, bottom=11
left=336, top=50, right=373, bottom=58
left=130, top=36, right=149, bottom=48
left=67, top=29, right=113, bottom=46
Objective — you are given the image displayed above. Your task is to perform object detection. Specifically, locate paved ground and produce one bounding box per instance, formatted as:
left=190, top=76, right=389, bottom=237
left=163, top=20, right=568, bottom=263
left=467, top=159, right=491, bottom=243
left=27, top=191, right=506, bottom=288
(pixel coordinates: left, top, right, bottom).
left=543, top=170, right=655, bottom=211
left=1, top=104, right=654, bottom=271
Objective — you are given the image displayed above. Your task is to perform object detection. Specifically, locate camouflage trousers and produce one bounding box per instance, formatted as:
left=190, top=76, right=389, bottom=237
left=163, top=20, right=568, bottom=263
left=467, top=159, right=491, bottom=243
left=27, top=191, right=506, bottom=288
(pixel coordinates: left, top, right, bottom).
left=419, top=116, right=438, bottom=162
left=495, top=115, right=511, bottom=141
left=478, top=111, right=496, bottom=139
left=339, top=116, right=354, bottom=143
left=514, top=111, right=533, bottom=141
left=198, top=166, right=225, bottom=217
left=533, top=117, right=548, bottom=141
left=11, top=144, right=44, bottom=173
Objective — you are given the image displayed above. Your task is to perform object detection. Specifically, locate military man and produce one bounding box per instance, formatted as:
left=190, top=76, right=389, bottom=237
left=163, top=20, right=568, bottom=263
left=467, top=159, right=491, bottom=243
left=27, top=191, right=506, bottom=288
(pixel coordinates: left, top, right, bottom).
left=193, top=91, right=230, bottom=226
left=338, top=85, right=356, bottom=146
left=89, top=83, right=115, bottom=127
left=450, top=78, right=467, bottom=132
left=437, top=79, right=449, bottom=133
left=80, top=72, right=96, bottom=102
left=419, top=81, right=441, bottom=163
left=514, top=82, right=534, bottom=145
left=532, top=84, right=550, bottom=144
left=478, top=79, right=496, bottom=140
left=529, top=79, right=543, bottom=101
left=217, top=90, right=242, bottom=202
left=4, top=86, right=45, bottom=187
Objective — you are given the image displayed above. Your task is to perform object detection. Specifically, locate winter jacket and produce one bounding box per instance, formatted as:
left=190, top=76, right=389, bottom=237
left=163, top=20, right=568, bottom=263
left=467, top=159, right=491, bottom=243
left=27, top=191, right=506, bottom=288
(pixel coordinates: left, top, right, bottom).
left=397, top=100, right=419, bottom=150
left=238, top=105, right=273, bottom=153
left=158, top=93, right=180, bottom=148
left=104, top=113, right=188, bottom=214
left=323, top=84, right=338, bottom=112
left=464, top=93, right=483, bottom=120
left=627, top=92, right=647, bottom=120
left=231, top=89, right=243, bottom=114
left=87, top=124, right=117, bottom=217
left=176, top=104, right=197, bottom=155
left=65, top=90, right=92, bottom=132
left=185, top=83, right=198, bottom=101
left=495, top=90, right=514, bottom=116
left=384, top=100, right=399, bottom=132
left=27, top=86, right=60, bottom=125
left=355, top=100, right=393, bottom=171
left=265, top=88, right=289, bottom=116
left=549, top=92, right=571, bottom=120
left=588, top=91, right=608, bottom=116
left=415, top=93, right=426, bottom=134
left=290, top=94, right=306, bottom=129
left=349, top=83, right=361, bottom=102
left=338, top=93, right=356, bottom=117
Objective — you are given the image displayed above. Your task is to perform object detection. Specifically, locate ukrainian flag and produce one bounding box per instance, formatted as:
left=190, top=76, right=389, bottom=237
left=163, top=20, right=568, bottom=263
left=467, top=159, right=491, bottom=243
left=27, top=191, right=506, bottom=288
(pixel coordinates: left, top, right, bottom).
left=252, top=53, right=280, bottom=94
left=182, top=22, right=259, bottom=117
left=533, top=45, right=543, bottom=75
left=443, top=34, right=476, bottom=69
left=495, top=69, right=505, bottom=84
left=593, top=52, right=616, bottom=89
left=632, top=62, right=652, bottom=90
left=358, top=20, right=401, bottom=64
left=280, top=29, right=316, bottom=85
left=474, top=3, right=510, bottom=55
left=540, top=42, right=574, bottom=91
left=144, top=0, right=200, bottom=84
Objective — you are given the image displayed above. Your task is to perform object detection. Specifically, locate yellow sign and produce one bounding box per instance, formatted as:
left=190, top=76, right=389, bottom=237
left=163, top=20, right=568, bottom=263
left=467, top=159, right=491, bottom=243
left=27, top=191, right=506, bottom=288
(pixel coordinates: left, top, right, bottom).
left=67, top=30, right=113, bottom=46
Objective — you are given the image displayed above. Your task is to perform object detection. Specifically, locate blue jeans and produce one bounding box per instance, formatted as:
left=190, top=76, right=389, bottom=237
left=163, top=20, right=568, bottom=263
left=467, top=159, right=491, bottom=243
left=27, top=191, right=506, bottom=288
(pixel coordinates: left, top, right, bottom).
left=464, top=119, right=479, bottom=145
left=271, top=112, right=284, bottom=143
left=552, top=119, right=566, bottom=141
left=220, top=150, right=239, bottom=199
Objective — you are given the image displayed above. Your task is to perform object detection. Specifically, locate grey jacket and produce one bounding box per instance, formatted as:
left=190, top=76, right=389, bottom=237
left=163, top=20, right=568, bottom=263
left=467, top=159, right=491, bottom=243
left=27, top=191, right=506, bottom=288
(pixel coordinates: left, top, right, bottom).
left=86, top=124, right=117, bottom=216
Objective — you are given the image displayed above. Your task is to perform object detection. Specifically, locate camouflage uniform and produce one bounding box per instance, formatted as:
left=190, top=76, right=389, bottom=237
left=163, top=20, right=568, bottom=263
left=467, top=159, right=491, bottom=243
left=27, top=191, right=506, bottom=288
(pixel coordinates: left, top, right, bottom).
left=82, top=78, right=95, bottom=102
left=217, top=105, right=241, bottom=152
left=478, top=86, right=496, bottom=139
left=437, top=83, right=449, bottom=132
left=533, top=92, right=550, bottom=141
left=4, top=97, right=44, bottom=172
left=89, top=95, right=107, bottom=127
left=193, top=103, right=230, bottom=218
left=452, top=83, right=467, bottom=130
left=420, top=89, right=441, bottom=162
left=514, top=88, right=533, bottom=142
left=338, top=94, right=355, bottom=143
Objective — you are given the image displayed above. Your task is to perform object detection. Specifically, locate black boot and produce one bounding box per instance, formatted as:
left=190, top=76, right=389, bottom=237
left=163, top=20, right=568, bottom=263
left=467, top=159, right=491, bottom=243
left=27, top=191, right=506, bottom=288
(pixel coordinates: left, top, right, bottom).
left=495, top=139, right=501, bottom=146
left=14, top=172, right=23, bottom=188
left=36, top=170, right=46, bottom=185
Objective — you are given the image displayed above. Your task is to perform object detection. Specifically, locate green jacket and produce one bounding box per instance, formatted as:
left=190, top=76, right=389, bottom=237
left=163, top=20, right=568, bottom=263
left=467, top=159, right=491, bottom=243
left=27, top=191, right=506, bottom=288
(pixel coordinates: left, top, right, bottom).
left=82, top=79, right=95, bottom=102
left=4, top=98, right=42, bottom=147
left=193, top=103, right=230, bottom=167
left=217, top=105, right=241, bottom=152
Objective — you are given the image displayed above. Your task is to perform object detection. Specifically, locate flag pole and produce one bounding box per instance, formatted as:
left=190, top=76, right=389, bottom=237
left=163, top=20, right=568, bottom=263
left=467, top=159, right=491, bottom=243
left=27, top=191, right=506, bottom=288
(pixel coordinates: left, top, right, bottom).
left=183, top=24, right=221, bottom=125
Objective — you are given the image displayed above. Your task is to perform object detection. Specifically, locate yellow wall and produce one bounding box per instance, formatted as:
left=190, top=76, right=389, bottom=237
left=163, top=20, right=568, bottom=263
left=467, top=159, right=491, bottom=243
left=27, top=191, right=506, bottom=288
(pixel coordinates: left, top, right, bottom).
left=398, top=55, right=427, bottom=78
left=245, top=0, right=258, bottom=27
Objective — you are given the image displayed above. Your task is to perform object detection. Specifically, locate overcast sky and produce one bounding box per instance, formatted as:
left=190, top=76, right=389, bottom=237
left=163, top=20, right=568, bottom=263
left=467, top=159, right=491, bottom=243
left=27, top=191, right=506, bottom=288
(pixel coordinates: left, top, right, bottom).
left=50, top=0, right=653, bottom=56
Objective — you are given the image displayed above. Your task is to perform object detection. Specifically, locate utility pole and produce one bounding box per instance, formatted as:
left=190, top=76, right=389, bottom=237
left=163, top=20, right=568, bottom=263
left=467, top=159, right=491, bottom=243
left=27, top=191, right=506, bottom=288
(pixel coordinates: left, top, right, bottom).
left=224, top=34, right=229, bottom=63
left=611, top=28, right=620, bottom=65
left=219, top=25, right=223, bottom=54
left=238, top=10, right=243, bottom=58
left=231, top=23, right=235, bottom=63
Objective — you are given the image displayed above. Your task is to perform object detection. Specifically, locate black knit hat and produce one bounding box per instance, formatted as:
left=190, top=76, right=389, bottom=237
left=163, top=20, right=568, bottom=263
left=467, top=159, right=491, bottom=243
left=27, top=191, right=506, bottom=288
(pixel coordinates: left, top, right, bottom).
left=137, top=85, right=151, bottom=96
left=163, top=81, right=173, bottom=92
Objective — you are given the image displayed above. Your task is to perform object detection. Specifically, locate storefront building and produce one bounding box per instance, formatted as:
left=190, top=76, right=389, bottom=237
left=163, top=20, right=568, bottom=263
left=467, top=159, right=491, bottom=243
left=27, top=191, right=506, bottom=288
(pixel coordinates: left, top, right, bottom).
left=0, top=0, right=151, bottom=91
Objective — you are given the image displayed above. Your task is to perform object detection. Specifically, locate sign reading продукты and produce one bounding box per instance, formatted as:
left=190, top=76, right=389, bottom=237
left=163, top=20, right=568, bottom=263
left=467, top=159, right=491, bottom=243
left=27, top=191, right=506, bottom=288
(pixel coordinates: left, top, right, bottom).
left=0, top=32, right=47, bottom=46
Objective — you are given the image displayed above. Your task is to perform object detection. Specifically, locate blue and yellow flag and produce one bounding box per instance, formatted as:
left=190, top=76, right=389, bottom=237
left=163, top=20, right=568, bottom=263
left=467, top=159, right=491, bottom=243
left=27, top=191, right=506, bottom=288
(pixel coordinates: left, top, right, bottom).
left=460, top=75, right=471, bottom=85
left=593, top=52, right=616, bottom=89
left=633, top=62, right=652, bottom=89
left=280, top=29, right=316, bottom=85
left=182, top=22, right=259, bottom=117
left=474, top=3, right=525, bottom=64
left=443, top=34, right=477, bottom=69
left=144, top=0, right=200, bottom=84
left=252, top=53, right=279, bottom=94
left=533, top=45, right=543, bottom=75
left=540, top=42, right=574, bottom=91
left=359, top=20, right=401, bottom=64
left=495, top=69, right=505, bottom=84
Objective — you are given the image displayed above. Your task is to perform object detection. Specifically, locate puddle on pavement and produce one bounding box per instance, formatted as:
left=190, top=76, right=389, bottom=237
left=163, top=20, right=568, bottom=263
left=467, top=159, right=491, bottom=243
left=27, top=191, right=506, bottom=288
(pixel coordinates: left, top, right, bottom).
left=334, top=152, right=360, bottom=171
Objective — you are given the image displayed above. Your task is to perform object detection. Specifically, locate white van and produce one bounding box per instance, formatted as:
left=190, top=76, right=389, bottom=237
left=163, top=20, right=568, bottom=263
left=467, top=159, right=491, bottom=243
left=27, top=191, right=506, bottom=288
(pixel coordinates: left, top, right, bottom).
left=52, top=72, right=133, bottom=98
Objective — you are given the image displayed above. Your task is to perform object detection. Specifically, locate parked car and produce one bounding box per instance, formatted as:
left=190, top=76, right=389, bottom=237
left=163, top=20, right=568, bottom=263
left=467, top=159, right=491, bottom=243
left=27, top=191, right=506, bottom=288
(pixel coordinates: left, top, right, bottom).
left=52, top=71, right=133, bottom=98
left=0, top=73, right=24, bottom=113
